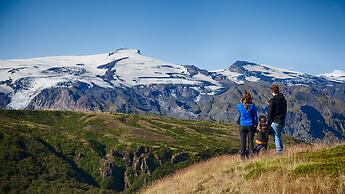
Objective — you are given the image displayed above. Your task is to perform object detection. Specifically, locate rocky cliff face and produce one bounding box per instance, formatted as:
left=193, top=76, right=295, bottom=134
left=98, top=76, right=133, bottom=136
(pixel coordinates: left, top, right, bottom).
left=98, top=146, right=191, bottom=191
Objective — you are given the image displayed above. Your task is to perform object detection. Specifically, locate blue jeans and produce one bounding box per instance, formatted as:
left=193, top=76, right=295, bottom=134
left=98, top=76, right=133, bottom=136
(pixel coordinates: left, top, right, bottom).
left=271, top=122, right=284, bottom=152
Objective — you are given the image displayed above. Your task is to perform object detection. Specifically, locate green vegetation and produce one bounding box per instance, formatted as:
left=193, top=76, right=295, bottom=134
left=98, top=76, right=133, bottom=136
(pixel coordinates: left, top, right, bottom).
left=242, top=144, right=345, bottom=180
left=143, top=144, right=345, bottom=194
left=0, top=109, right=241, bottom=193
left=293, top=145, right=345, bottom=176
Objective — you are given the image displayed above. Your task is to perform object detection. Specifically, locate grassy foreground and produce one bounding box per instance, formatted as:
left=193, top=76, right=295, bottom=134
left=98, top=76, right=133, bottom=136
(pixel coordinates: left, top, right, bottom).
left=143, top=143, right=345, bottom=194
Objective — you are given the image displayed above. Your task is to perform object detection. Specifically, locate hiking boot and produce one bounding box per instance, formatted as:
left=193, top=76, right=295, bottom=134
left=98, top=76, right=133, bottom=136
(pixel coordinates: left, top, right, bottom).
left=276, top=150, right=283, bottom=155
left=240, top=154, right=247, bottom=161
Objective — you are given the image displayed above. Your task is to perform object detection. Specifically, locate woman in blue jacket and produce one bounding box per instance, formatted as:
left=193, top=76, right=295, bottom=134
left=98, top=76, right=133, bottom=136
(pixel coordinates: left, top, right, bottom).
left=237, top=92, right=258, bottom=160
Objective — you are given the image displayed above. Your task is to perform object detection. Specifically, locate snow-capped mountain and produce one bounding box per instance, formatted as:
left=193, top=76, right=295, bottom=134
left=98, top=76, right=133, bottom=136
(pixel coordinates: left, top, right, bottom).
left=215, top=60, right=333, bottom=86
left=0, top=49, right=221, bottom=109
left=319, top=70, right=345, bottom=82
left=0, top=49, right=344, bottom=142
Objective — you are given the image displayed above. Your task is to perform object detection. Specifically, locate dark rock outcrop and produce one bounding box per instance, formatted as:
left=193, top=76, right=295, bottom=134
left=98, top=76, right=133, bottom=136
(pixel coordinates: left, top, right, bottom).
left=98, top=146, right=192, bottom=191
left=171, top=152, right=189, bottom=164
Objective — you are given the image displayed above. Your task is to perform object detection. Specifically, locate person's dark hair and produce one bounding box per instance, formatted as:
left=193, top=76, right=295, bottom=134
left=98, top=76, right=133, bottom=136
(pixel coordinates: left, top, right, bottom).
left=272, top=84, right=280, bottom=94
left=259, top=115, right=266, bottom=123
left=240, top=92, right=252, bottom=103
left=241, top=92, right=252, bottom=110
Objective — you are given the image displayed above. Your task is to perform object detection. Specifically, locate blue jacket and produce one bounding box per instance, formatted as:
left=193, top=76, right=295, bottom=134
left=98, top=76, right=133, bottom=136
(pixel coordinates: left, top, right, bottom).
left=237, top=103, right=258, bottom=126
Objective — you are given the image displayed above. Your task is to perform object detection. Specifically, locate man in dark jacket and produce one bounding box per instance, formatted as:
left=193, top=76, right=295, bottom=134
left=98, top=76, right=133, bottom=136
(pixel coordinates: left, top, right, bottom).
left=268, top=84, right=287, bottom=154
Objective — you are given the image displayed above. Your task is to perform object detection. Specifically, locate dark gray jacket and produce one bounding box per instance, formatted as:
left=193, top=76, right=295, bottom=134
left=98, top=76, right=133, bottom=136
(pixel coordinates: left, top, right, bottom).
left=268, top=93, right=287, bottom=125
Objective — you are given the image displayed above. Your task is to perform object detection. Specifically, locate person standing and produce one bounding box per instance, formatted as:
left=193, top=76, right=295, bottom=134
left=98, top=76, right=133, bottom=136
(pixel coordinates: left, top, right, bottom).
left=268, top=85, right=287, bottom=154
left=237, top=92, right=258, bottom=160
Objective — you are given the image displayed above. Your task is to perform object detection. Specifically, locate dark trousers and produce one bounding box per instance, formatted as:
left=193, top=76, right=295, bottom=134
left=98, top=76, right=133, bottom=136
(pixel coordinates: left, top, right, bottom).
left=239, top=125, right=255, bottom=158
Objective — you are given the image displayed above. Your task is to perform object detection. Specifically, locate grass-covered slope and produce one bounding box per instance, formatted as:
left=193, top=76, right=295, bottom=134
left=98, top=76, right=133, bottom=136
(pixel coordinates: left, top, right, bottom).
left=0, top=109, right=241, bottom=193
left=143, top=143, right=345, bottom=194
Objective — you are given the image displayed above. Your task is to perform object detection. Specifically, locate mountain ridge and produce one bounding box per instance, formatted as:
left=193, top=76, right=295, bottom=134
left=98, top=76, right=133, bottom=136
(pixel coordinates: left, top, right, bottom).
left=1, top=49, right=345, bottom=142
left=1, top=52, right=342, bottom=78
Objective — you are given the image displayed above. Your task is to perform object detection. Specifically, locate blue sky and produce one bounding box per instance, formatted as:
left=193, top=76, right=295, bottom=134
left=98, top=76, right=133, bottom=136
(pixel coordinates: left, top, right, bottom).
left=0, top=0, right=344, bottom=74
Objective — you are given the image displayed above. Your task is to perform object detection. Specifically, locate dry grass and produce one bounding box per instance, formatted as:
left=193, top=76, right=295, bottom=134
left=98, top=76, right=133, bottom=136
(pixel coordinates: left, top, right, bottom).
left=142, top=143, right=345, bottom=194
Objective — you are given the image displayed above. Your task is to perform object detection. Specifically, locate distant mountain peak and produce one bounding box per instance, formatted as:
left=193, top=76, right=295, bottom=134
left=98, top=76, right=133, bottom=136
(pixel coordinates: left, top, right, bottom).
left=229, top=60, right=257, bottom=69
left=107, top=48, right=141, bottom=56
left=0, top=49, right=223, bottom=109
left=117, top=48, right=141, bottom=54
left=223, top=60, right=307, bottom=83
left=319, top=70, right=345, bottom=82
left=320, top=69, right=345, bottom=76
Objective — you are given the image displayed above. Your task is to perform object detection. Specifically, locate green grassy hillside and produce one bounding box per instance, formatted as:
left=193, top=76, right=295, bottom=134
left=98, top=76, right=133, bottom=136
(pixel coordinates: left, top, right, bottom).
left=143, top=143, right=345, bottom=194
left=0, top=109, right=243, bottom=193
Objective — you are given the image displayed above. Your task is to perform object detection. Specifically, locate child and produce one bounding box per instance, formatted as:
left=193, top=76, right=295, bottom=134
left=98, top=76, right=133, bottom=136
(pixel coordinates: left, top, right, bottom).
left=255, top=115, right=270, bottom=154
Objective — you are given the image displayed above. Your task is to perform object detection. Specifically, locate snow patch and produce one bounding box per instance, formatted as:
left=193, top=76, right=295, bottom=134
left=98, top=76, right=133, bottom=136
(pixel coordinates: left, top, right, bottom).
left=319, top=70, right=345, bottom=82
left=245, top=76, right=260, bottom=82
left=243, top=64, right=300, bottom=79
left=7, top=77, right=64, bottom=109
left=0, top=85, right=13, bottom=94
left=215, top=69, right=244, bottom=84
